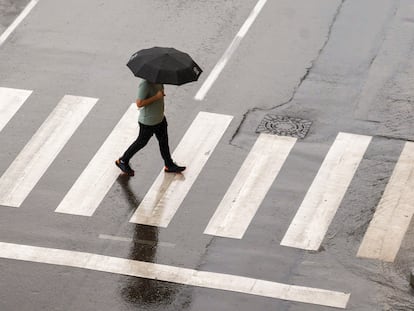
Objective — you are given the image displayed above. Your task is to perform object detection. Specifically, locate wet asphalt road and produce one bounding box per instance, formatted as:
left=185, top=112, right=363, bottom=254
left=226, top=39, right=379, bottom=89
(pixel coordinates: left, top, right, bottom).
left=1, top=0, right=414, bottom=310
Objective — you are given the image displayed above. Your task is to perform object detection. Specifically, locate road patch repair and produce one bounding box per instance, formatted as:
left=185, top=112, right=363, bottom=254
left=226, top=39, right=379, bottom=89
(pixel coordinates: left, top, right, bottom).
left=0, top=242, right=350, bottom=309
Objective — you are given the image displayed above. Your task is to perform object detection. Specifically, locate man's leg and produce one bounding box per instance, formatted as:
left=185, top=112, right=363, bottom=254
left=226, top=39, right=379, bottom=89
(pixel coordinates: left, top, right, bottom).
left=154, top=118, right=185, bottom=173
left=121, top=123, right=153, bottom=163
left=154, top=118, right=174, bottom=167
left=116, top=123, right=153, bottom=175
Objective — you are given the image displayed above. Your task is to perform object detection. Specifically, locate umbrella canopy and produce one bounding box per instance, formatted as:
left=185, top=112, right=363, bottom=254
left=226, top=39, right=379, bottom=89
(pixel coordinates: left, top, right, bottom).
left=127, top=47, right=203, bottom=85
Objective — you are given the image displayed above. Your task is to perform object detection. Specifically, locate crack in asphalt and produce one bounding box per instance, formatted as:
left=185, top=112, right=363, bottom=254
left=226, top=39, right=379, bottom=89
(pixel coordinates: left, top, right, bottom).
left=230, top=0, right=347, bottom=145
left=193, top=235, right=216, bottom=271
left=366, top=0, right=400, bottom=69
left=293, top=0, right=347, bottom=98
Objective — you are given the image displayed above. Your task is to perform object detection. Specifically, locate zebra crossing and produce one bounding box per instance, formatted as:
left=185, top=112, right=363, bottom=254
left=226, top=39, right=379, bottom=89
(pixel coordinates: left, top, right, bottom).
left=281, top=132, right=372, bottom=251
left=129, top=111, right=233, bottom=226
left=0, top=87, right=413, bottom=264
left=55, top=103, right=139, bottom=216
left=0, top=94, right=98, bottom=207
left=204, top=134, right=296, bottom=239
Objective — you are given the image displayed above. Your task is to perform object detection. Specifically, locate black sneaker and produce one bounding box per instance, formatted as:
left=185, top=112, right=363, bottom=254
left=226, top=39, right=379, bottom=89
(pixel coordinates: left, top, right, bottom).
left=164, top=163, right=186, bottom=173
left=115, top=159, right=135, bottom=176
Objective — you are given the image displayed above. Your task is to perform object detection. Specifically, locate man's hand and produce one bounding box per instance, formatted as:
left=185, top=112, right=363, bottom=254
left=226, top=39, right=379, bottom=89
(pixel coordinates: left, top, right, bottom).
left=137, top=90, right=165, bottom=108
left=155, top=90, right=165, bottom=100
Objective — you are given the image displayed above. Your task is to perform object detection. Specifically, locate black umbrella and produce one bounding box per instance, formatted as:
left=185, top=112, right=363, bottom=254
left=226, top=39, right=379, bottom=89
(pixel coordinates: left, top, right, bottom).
left=126, top=47, right=203, bottom=85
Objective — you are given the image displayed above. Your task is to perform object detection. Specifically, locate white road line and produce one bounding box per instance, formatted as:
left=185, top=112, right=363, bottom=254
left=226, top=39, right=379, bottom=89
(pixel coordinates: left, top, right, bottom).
left=0, top=87, right=32, bottom=133
left=98, top=234, right=176, bottom=248
left=357, top=142, right=414, bottom=262
left=55, top=104, right=138, bottom=216
left=99, top=234, right=133, bottom=243
left=0, top=95, right=97, bottom=208
left=0, top=0, right=39, bottom=47
left=205, top=134, right=296, bottom=239
left=0, top=242, right=350, bottom=308
left=194, top=0, right=268, bottom=101
left=129, top=112, right=233, bottom=227
left=281, top=133, right=371, bottom=250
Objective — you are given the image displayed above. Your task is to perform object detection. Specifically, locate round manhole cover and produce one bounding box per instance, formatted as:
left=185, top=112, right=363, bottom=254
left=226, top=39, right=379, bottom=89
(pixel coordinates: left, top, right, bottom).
left=256, top=115, right=312, bottom=139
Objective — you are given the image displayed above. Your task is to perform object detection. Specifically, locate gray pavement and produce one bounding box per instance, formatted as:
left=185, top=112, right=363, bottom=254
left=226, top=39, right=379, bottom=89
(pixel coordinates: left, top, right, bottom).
left=0, top=0, right=414, bottom=310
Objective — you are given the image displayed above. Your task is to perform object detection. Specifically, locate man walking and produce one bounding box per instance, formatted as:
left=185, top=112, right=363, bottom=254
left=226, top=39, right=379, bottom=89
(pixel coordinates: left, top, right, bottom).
left=115, top=80, right=186, bottom=176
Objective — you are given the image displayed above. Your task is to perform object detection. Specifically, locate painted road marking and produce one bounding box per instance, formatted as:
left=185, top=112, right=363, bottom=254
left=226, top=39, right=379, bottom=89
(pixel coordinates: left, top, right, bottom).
left=0, top=0, right=39, bottom=46
left=281, top=133, right=371, bottom=250
left=0, top=242, right=350, bottom=308
left=98, top=234, right=176, bottom=248
left=194, top=0, right=268, bottom=100
left=357, top=142, right=414, bottom=262
left=55, top=104, right=138, bottom=216
left=0, top=87, right=32, bottom=133
left=129, top=112, right=233, bottom=227
left=0, top=95, right=97, bottom=208
left=205, top=134, right=296, bottom=239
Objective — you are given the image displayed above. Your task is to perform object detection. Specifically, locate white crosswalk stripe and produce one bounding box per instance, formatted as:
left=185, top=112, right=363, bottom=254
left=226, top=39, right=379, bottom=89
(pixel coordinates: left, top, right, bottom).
left=357, top=141, right=414, bottom=262
left=204, top=134, right=296, bottom=239
left=129, top=111, right=233, bottom=227
left=0, top=95, right=97, bottom=208
left=0, top=87, right=32, bottom=133
left=281, top=132, right=372, bottom=251
left=55, top=104, right=138, bottom=216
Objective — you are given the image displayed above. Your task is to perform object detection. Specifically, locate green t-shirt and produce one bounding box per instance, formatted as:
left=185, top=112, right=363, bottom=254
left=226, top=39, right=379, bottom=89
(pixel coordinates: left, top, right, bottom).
left=137, top=81, right=165, bottom=125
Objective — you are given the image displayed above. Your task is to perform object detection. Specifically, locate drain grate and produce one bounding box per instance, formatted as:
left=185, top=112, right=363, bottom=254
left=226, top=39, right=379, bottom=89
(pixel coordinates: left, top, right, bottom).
left=256, top=115, right=312, bottom=139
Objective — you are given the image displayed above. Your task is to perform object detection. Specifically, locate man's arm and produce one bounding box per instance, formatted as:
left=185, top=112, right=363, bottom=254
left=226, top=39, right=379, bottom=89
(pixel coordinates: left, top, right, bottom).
left=136, top=90, right=165, bottom=108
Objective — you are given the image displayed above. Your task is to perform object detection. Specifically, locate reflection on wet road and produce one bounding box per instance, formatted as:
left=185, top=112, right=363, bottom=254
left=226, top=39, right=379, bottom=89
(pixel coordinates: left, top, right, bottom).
left=118, top=175, right=184, bottom=309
